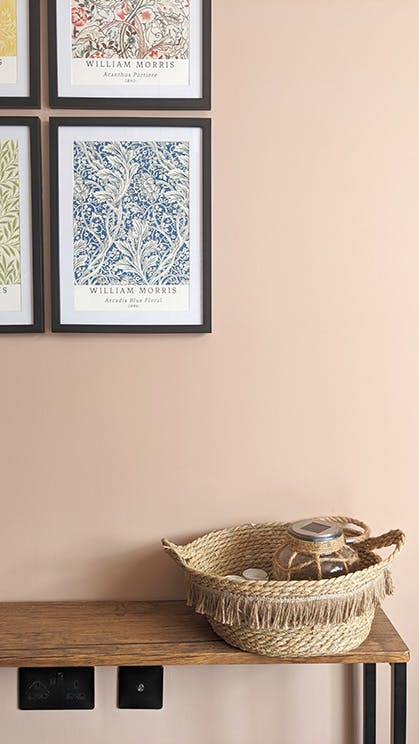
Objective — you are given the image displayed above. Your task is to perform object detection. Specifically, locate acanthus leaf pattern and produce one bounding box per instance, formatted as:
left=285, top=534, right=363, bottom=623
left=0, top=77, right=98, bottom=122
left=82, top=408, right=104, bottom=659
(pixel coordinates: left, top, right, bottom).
left=71, top=0, right=190, bottom=61
left=73, top=139, right=190, bottom=287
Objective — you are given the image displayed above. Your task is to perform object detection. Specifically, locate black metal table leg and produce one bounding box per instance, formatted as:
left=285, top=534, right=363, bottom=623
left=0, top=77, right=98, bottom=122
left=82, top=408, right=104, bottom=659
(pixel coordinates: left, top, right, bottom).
left=391, top=663, right=407, bottom=744
left=363, top=663, right=376, bottom=744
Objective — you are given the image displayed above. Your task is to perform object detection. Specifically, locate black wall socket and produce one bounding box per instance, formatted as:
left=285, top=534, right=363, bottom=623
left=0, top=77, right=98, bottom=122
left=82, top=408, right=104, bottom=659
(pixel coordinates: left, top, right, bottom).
left=18, top=667, right=95, bottom=710
left=118, top=666, right=163, bottom=709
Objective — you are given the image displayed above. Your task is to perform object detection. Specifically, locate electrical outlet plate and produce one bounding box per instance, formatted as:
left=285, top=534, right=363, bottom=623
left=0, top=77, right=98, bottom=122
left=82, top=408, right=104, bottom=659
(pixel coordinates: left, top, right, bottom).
left=118, top=666, right=163, bottom=709
left=18, top=667, right=94, bottom=710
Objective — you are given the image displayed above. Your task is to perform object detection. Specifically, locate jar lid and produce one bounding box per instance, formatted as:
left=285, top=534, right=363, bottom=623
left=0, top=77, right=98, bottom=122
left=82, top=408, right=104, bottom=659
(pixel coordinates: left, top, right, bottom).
left=288, top=519, right=343, bottom=542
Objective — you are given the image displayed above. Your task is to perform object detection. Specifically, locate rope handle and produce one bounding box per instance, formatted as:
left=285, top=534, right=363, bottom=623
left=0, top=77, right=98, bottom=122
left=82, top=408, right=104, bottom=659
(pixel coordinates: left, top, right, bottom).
left=161, top=538, right=190, bottom=568
left=355, top=529, right=405, bottom=565
left=317, top=516, right=371, bottom=543
left=316, top=519, right=404, bottom=564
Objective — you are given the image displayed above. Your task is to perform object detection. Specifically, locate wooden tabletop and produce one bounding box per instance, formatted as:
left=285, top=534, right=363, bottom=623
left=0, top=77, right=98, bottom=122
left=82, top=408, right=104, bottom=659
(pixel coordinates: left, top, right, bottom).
left=0, top=601, right=409, bottom=667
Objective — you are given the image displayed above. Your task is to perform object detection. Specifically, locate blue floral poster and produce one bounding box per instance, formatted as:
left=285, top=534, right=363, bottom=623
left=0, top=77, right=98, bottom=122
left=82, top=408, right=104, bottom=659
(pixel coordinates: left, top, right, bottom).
left=52, top=119, right=210, bottom=332
left=73, top=139, right=190, bottom=312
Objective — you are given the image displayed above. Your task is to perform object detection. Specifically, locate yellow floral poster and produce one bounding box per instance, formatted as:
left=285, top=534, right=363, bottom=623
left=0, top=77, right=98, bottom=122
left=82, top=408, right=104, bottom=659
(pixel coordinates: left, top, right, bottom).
left=0, top=0, right=17, bottom=84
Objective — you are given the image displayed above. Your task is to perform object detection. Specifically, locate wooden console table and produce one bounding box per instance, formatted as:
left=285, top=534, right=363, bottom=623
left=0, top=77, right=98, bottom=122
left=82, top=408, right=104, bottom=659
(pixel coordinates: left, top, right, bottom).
left=0, top=601, right=409, bottom=743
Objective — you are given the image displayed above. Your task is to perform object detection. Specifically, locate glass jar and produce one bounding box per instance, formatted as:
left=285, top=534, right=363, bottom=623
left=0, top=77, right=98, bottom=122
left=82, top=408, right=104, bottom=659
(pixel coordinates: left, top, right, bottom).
left=272, top=519, right=358, bottom=581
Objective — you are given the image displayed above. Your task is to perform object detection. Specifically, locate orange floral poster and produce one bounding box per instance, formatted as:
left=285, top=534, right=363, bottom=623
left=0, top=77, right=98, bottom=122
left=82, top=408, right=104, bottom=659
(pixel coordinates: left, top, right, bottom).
left=70, top=0, right=190, bottom=87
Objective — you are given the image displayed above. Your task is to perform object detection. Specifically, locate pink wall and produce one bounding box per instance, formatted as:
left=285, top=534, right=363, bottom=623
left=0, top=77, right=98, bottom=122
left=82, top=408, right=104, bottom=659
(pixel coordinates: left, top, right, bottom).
left=0, top=1, right=417, bottom=741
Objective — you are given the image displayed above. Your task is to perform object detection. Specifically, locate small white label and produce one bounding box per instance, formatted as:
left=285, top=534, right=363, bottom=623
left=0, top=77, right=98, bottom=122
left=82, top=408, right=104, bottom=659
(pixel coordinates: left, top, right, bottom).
left=71, top=58, right=189, bottom=87
left=0, top=57, right=17, bottom=85
left=74, top=284, right=189, bottom=312
left=0, top=285, right=21, bottom=311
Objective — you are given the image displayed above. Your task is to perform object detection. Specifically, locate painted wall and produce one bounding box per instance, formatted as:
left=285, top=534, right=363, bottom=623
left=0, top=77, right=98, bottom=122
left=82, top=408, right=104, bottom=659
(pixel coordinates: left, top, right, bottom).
left=0, top=1, right=417, bottom=741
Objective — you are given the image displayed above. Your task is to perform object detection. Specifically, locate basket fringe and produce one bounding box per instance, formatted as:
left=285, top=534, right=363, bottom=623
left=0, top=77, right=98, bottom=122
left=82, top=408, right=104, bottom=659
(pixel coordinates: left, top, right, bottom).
left=186, top=571, right=393, bottom=630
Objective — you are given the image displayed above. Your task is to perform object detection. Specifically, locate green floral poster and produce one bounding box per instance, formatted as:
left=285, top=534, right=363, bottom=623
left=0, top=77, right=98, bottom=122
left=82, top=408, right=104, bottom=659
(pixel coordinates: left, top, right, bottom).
left=0, top=138, right=21, bottom=311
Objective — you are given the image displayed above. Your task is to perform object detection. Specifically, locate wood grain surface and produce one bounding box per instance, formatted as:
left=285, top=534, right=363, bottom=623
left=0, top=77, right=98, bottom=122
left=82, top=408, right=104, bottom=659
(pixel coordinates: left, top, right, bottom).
left=0, top=601, right=409, bottom=667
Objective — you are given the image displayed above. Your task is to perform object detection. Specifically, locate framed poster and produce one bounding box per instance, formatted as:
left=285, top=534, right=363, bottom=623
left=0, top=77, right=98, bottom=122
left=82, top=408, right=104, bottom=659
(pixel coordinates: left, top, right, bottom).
left=49, top=0, right=211, bottom=110
left=0, top=117, right=43, bottom=333
left=50, top=117, right=211, bottom=333
left=0, top=0, right=40, bottom=108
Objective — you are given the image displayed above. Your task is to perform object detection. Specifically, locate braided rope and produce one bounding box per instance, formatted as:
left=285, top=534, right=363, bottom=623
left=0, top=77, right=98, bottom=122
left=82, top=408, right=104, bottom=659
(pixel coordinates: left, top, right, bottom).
left=162, top=518, right=404, bottom=657
left=209, top=608, right=375, bottom=657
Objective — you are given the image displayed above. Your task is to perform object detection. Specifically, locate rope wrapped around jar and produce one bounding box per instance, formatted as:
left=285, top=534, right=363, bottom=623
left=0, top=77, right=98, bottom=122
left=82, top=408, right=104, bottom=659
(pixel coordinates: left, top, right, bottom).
left=272, top=518, right=359, bottom=580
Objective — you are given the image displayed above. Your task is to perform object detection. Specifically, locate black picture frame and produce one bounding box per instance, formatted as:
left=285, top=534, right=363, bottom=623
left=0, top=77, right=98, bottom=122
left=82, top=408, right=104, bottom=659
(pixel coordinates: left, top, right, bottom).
left=0, top=0, right=40, bottom=109
left=50, top=117, right=211, bottom=334
left=48, top=0, right=211, bottom=110
left=0, top=117, right=43, bottom=333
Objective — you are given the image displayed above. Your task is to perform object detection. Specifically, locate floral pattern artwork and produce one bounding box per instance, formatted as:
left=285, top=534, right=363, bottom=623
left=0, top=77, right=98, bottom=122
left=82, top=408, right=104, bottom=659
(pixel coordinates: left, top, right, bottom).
left=71, top=0, right=190, bottom=61
left=0, top=139, right=20, bottom=285
left=0, top=0, right=17, bottom=57
left=73, top=140, right=190, bottom=287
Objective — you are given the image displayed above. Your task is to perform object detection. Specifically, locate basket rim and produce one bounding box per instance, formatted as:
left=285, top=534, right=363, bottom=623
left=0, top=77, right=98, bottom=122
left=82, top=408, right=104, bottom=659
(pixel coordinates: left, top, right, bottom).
left=162, top=519, right=403, bottom=632
left=163, top=518, right=403, bottom=590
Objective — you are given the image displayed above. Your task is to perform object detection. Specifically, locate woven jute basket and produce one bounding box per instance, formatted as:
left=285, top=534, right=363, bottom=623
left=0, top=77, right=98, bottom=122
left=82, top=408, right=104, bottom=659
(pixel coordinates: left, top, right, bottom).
left=162, top=517, right=405, bottom=657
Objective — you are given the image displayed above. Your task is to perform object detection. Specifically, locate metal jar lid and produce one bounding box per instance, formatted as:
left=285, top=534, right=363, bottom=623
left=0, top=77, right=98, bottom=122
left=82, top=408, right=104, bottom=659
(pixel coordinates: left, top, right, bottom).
left=288, top=519, right=343, bottom=542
